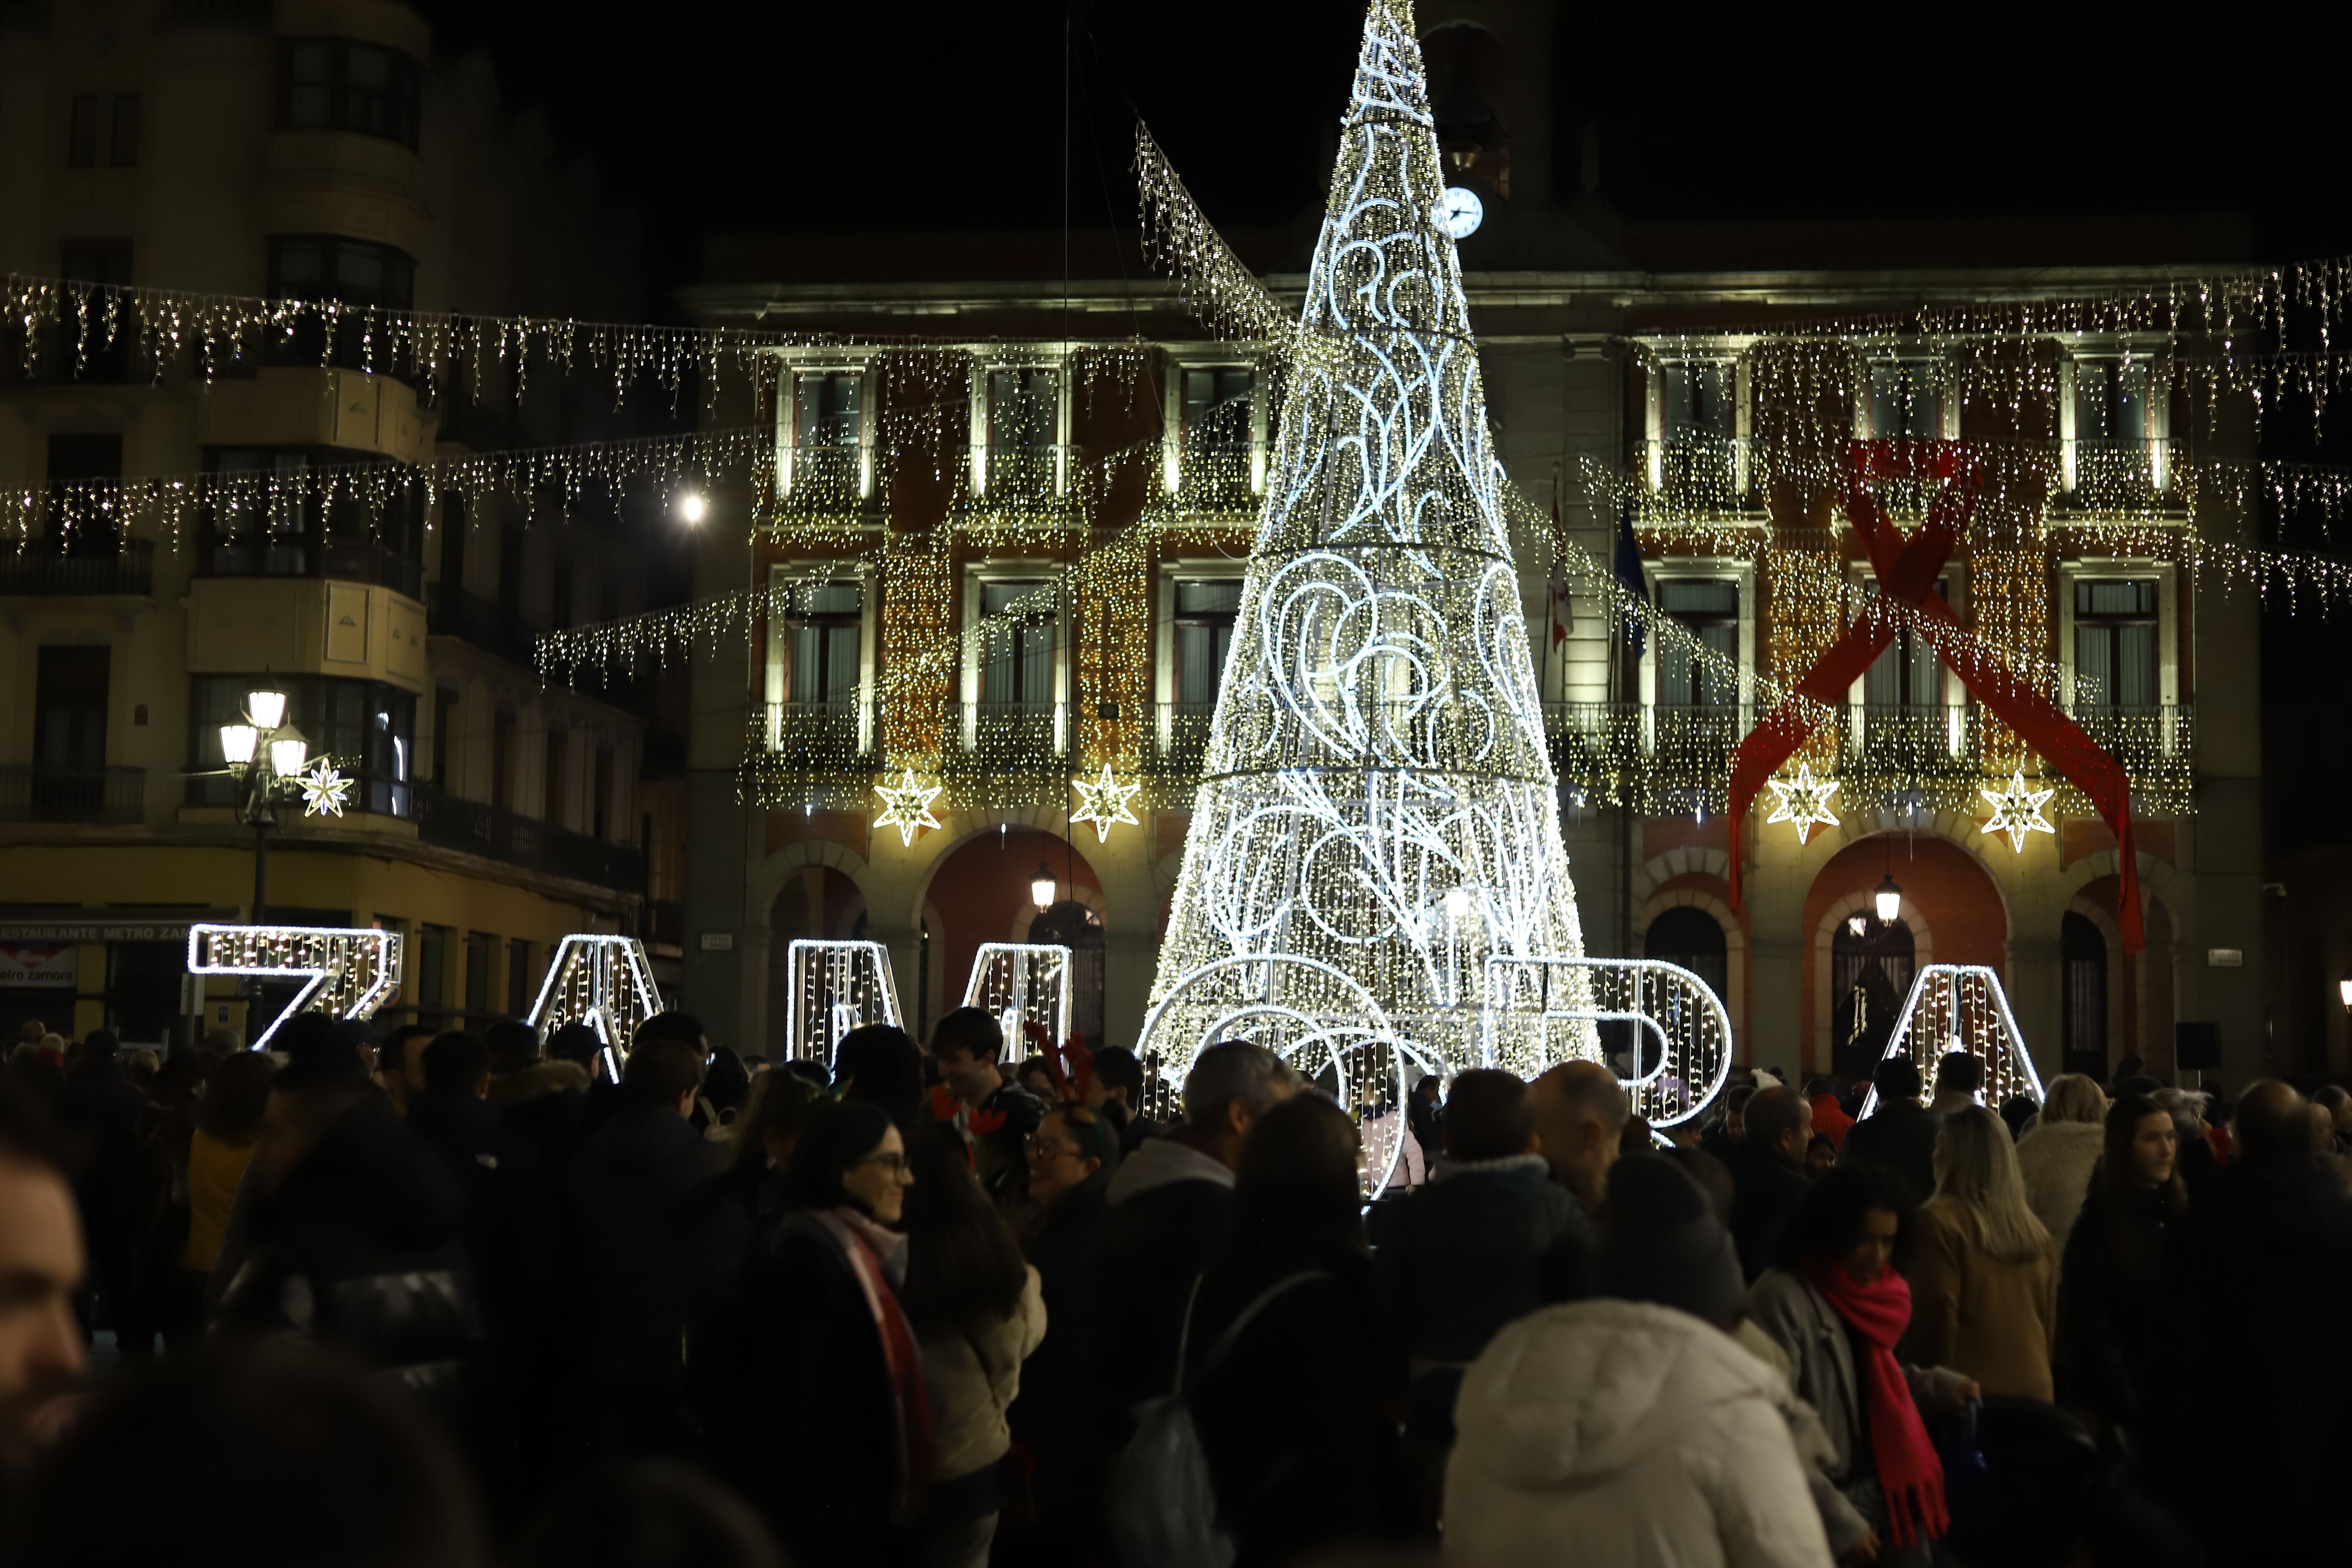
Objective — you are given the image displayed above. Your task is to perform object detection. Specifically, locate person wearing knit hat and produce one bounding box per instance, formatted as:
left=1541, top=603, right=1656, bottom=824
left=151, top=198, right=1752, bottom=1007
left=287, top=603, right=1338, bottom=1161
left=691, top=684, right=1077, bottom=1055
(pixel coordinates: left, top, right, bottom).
left=1593, top=1153, right=1745, bottom=1331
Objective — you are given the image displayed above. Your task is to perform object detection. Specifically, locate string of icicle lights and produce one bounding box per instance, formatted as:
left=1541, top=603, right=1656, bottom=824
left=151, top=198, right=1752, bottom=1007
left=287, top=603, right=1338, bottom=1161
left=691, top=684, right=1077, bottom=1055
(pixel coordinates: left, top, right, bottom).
left=1136, top=139, right=2352, bottom=433
left=0, top=271, right=1178, bottom=412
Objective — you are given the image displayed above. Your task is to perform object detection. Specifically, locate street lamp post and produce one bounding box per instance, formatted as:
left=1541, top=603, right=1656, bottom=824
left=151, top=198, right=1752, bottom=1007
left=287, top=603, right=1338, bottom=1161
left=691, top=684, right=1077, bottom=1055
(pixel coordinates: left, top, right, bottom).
left=220, top=688, right=306, bottom=926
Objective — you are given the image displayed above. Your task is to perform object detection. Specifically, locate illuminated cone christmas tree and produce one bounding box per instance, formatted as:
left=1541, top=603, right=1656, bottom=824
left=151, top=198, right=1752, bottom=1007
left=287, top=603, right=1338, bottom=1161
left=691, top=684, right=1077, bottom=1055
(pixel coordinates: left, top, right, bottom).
left=1138, top=0, right=1595, bottom=1127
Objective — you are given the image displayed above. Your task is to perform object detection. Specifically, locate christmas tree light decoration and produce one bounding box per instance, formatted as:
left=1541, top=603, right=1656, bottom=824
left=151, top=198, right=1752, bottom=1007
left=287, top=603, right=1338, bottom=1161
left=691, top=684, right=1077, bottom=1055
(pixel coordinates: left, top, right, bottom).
left=297, top=761, right=354, bottom=818
left=1860, top=965, right=2045, bottom=1116
left=963, top=943, right=1074, bottom=1053
left=525, top=935, right=663, bottom=1083
left=1763, top=761, right=1841, bottom=845
left=1980, top=769, right=2058, bottom=853
left=1069, top=763, right=1143, bottom=843
left=872, top=768, right=945, bottom=847
left=185, top=924, right=400, bottom=1049
left=784, top=940, right=904, bottom=1067
left=1135, top=0, right=1609, bottom=1106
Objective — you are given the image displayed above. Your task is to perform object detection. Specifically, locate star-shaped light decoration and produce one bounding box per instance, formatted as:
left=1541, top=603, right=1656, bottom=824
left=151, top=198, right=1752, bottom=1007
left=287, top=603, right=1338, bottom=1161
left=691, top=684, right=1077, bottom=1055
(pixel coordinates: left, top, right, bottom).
left=1762, top=761, right=1841, bottom=845
left=297, top=761, right=354, bottom=818
left=872, top=768, right=944, bottom=847
left=1068, top=763, right=1142, bottom=844
left=1980, top=769, right=2057, bottom=854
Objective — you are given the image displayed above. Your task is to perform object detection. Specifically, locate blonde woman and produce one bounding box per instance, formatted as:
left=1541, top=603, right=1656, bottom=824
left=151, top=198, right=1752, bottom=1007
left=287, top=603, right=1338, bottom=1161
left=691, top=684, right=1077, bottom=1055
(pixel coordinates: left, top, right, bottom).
left=2012, top=1074, right=2107, bottom=1256
left=1905, top=1106, right=2058, bottom=1400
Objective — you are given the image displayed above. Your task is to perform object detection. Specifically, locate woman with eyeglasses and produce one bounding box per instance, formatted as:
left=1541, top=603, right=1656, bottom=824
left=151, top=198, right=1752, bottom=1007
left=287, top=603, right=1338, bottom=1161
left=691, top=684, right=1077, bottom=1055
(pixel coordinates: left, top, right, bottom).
left=899, top=1125, right=1044, bottom=1568
left=742, top=1101, right=928, bottom=1568
left=1005, top=1102, right=1121, bottom=1560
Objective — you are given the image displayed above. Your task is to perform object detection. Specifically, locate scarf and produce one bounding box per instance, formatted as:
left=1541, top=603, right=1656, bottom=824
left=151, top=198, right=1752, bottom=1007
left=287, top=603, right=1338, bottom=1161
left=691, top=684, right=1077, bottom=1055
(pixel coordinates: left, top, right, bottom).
left=1807, top=1261, right=1948, bottom=1547
left=815, top=1209, right=935, bottom=1515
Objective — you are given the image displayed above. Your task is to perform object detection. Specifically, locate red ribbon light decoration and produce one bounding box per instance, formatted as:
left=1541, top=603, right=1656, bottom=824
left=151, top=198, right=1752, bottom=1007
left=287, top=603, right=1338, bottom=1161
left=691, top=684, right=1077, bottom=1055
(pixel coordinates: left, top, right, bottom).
left=1727, top=440, right=2142, bottom=953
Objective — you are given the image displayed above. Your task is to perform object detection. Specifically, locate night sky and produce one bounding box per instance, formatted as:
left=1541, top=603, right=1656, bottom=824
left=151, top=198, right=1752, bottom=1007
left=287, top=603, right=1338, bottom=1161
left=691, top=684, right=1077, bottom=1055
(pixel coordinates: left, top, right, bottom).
left=423, top=0, right=2352, bottom=314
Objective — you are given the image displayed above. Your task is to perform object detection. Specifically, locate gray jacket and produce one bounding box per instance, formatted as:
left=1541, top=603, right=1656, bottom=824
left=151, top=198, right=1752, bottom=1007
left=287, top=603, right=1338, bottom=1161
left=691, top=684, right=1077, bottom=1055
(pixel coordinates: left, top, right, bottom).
left=1746, top=1268, right=1969, bottom=1559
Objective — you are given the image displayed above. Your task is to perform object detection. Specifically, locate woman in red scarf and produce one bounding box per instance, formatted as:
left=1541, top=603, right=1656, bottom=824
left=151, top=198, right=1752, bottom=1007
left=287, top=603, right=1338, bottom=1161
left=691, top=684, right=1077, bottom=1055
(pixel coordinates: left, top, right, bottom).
left=746, top=1101, right=933, bottom=1568
left=1748, top=1163, right=1979, bottom=1567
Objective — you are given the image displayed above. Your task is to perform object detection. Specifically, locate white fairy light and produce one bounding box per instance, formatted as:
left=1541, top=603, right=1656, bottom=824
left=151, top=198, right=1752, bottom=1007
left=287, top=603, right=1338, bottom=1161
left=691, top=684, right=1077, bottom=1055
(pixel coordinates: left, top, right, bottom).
left=964, top=943, right=1074, bottom=1051
left=871, top=767, right=945, bottom=847
left=1763, top=761, right=1841, bottom=845
left=185, top=924, right=400, bottom=1049
left=1068, top=762, right=1142, bottom=844
left=1980, top=769, right=2058, bottom=853
left=525, top=934, right=664, bottom=1083
left=1859, top=964, right=2045, bottom=1116
left=1137, top=0, right=1606, bottom=1102
left=783, top=939, right=903, bottom=1066
left=297, top=761, right=355, bottom=818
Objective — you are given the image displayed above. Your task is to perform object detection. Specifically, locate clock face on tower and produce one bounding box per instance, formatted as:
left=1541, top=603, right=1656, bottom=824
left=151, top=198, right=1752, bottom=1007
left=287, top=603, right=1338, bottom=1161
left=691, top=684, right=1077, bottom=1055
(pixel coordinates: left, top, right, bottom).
left=1437, top=186, right=1484, bottom=239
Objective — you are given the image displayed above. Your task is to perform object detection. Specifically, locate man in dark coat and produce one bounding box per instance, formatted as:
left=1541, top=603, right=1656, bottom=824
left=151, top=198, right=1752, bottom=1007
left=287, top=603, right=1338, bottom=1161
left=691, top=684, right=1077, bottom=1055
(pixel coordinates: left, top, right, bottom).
left=51, top=1029, right=156, bottom=1358
left=1373, top=1068, right=1593, bottom=1532
left=1093, top=1042, right=1298, bottom=1443
left=567, top=1035, right=729, bottom=1458
left=1012, top=1152, right=1116, bottom=1559
left=212, top=1039, right=479, bottom=1418
left=1838, top=1056, right=1939, bottom=1203
left=2158, top=1080, right=2352, bottom=1566
left=1722, top=1084, right=1813, bottom=1281
left=405, top=1030, right=556, bottom=1485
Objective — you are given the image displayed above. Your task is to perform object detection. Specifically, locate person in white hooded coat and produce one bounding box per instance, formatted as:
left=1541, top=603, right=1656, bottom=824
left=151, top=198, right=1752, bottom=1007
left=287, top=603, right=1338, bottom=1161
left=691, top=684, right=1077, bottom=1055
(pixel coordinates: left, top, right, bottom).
left=1444, top=1296, right=1833, bottom=1567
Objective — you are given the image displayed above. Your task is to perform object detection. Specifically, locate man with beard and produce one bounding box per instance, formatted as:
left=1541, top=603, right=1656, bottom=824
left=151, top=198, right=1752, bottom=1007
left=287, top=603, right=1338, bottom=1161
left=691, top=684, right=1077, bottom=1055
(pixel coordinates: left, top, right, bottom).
left=0, top=1080, right=86, bottom=1494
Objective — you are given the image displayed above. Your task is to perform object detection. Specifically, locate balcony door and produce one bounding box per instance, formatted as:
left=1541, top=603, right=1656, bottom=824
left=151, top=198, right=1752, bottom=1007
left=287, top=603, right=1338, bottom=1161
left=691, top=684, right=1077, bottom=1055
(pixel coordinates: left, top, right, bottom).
left=31, top=646, right=112, bottom=822
left=35, top=645, right=109, bottom=777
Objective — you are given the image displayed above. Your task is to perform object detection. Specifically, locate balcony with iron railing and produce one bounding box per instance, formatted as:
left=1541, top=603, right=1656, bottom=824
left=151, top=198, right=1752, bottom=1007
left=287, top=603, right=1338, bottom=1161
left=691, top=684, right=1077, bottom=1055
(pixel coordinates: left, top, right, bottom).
left=1170, top=438, right=1262, bottom=514
left=0, top=539, right=154, bottom=597
left=779, top=443, right=867, bottom=499
left=972, top=444, right=1066, bottom=501
left=0, top=766, right=145, bottom=825
left=2057, top=437, right=2182, bottom=510
left=765, top=700, right=874, bottom=766
left=744, top=688, right=2198, bottom=819
left=1640, top=436, right=1752, bottom=505
left=413, top=780, right=645, bottom=893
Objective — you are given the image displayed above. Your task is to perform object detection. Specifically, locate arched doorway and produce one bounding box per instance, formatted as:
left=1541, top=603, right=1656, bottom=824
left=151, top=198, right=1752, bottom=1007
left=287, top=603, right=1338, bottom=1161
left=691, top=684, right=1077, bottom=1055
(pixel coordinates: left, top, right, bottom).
left=2062, top=910, right=2108, bottom=1078
left=1029, top=899, right=1106, bottom=1051
left=1645, top=906, right=1729, bottom=1006
left=919, top=826, right=1104, bottom=1049
left=765, top=867, right=867, bottom=1058
left=1832, top=914, right=1915, bottom=1080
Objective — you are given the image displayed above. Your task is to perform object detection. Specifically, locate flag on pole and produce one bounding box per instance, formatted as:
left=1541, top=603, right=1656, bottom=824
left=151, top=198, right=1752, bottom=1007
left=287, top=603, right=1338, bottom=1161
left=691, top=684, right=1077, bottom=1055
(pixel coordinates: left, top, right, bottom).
left=1548, top=470, right=1573, bottom=660
left=1612, top=496, right=1646, bottom=660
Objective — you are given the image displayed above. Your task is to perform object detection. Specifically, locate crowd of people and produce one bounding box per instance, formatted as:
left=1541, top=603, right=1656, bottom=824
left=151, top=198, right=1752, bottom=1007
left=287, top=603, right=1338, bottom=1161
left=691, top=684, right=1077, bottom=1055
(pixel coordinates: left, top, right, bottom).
left=2, top=1007, right=2347, bottom=1568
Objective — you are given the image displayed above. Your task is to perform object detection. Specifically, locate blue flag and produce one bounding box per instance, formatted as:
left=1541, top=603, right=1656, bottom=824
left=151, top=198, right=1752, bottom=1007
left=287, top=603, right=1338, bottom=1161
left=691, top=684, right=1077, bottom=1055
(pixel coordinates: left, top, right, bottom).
left=1613, top=498, right=1646, bottom=660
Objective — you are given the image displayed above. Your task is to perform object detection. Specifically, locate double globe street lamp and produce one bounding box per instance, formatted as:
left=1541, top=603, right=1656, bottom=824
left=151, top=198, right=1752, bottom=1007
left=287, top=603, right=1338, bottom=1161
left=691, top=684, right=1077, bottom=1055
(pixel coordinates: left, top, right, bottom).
left=219, top=687, right=349, bottom=925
